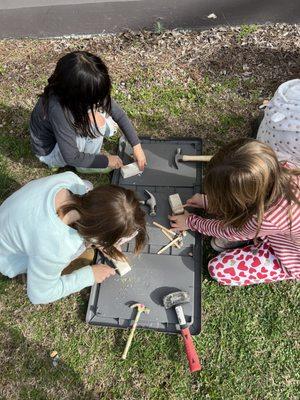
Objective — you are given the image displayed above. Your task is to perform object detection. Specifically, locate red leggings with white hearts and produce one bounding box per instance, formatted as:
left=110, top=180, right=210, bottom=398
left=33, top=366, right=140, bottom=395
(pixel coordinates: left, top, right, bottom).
left=208, top=241, right=293, bottom=286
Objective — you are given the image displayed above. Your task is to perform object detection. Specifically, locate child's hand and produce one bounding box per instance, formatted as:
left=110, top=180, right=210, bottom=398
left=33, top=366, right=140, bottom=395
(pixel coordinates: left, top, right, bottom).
left=107, top=155, right=124, bottom=169
left=185, top=193, right=207, bottom=209
left=168, top=211, right=190, bottom=231
left=92, top=264, right=116, bottom=283
left=133, top=144, right=147, bottom=171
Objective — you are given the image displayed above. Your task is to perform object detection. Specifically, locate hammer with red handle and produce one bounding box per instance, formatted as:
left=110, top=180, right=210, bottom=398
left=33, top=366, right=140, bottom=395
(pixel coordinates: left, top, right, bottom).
left=174, top=148, right=212, bottom=169
left=163, top=291, right=201, bottom=373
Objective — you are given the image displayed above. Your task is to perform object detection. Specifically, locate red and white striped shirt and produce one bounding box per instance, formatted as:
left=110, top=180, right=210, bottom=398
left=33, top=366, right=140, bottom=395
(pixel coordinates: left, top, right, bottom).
left=187, top=175, right=300, bottom=279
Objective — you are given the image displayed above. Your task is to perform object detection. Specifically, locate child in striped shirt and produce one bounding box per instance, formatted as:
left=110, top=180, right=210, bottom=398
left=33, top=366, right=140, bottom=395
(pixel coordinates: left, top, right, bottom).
left=169, top=138, right=300, bottom=286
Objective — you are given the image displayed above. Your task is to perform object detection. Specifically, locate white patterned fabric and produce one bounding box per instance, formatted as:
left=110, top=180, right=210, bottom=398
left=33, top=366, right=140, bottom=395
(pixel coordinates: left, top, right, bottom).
left=257, top=79, right=300, bottom=165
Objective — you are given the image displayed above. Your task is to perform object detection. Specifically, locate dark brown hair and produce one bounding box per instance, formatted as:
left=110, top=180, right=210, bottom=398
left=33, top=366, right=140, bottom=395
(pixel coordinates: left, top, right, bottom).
left=204, top=138, right=300, bottom=236
left=58, top=185, right=147, bottom=260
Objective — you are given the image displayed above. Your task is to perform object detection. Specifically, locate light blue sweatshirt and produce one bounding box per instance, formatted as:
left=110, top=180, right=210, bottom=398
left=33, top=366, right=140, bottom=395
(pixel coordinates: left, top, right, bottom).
left=0, top=172, right=95, bottom=304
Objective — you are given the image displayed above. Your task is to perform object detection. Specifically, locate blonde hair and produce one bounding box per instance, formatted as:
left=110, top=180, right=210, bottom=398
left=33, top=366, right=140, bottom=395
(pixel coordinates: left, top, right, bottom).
left=204, top=138, right=300, bottom=236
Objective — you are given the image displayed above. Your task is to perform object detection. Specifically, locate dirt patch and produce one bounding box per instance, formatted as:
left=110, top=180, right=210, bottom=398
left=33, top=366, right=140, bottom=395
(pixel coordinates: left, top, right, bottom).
left=0, top=24, right=299, bottom=155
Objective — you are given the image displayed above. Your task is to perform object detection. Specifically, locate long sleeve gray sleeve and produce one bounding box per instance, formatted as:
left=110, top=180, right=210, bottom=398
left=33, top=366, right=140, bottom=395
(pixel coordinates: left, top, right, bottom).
left=38, top=96, right=140, bottom=169
left=49, top=100, right=109, bottom=168
left=110, top=99, right=140, bottom=147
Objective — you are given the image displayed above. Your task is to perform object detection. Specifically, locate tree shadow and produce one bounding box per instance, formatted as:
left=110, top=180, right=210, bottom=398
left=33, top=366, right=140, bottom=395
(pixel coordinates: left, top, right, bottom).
left=110, top=325, right=181, bottom=362
left=0, top=323, right=95, bottom=400
left=77, top=288, right=92, bottom=322
left=190, top=45, right=299, bottom=95
left=0, top=103, right=46, bottom=171
left=0, top=168, right=21, bottom=202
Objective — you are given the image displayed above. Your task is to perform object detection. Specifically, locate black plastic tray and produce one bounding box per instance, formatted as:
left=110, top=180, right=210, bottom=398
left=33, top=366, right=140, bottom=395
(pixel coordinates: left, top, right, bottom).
left=86, top=137, right=202, bottom=335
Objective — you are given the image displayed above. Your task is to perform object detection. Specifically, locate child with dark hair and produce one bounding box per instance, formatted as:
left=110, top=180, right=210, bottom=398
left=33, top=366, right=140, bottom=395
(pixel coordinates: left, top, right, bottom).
left=169, top=138, right=300, bottom=286
left=0, top=172, right=147, bottom=304
left=30, top=51, right=146, bottom=173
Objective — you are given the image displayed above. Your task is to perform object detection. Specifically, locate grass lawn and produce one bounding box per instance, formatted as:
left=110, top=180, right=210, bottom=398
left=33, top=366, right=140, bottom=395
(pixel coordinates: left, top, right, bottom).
left=0, top=25, right=299, bottom=399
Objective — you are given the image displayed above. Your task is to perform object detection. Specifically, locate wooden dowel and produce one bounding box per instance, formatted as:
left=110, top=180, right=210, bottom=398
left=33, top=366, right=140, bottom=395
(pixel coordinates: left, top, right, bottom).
left=181, top=155, right=212, bottom=162
left=157, top=235, right=183, bottom=255
left=161, top=229, right=181, bottom=249
left=153, top=221, right=176, bottom=236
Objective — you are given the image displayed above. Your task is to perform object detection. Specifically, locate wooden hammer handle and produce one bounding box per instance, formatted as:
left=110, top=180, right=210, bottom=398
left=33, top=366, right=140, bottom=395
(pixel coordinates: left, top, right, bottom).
left=153, top=221, right=176, bottom=236
left=121, top=322, right=138, bottom=360
left=157, top=235, right=182, bottom=255
left=181, top=155, right=212, bottom=162
left=161, top=229, right=181, bottom=249
left=122, top=310, right=141, bottom=360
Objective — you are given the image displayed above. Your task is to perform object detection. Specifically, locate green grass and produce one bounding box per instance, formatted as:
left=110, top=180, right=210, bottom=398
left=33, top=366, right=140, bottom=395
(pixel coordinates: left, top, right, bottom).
left=238, top=25, right=258, bottom=40
left=0, top=29, right=299, bottom=399
left=0, top=63, right=6, bottom=75
left=0, top=275, right=298, bottom=399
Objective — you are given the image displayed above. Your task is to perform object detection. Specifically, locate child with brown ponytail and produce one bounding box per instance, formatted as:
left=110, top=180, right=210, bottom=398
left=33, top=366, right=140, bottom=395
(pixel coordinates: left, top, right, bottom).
left=0, top=172, right=147, bottom=303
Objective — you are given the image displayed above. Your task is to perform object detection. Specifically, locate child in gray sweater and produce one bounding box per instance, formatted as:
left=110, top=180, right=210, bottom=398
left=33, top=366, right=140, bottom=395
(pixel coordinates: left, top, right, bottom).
left=30, top=51, right=146, bottom=173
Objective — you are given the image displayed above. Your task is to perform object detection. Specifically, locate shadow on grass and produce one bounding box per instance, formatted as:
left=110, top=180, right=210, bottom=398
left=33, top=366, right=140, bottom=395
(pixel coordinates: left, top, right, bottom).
left=0, top=323, right=94, bottom=400
left=128, top=106, right=261, bottom=154
left=77, top=288, right=91, bottom=322
left=0, top=169, right=20, bottom=202
left=111, top=325, right=181, bottom=362
left=0, top=104, right=44, bottom=171
left=193, top=46, right=300, bottom=94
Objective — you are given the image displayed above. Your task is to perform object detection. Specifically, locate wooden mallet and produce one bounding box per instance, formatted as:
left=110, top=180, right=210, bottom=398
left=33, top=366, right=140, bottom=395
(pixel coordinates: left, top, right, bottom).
left=153, top=221, right=181, bottom=249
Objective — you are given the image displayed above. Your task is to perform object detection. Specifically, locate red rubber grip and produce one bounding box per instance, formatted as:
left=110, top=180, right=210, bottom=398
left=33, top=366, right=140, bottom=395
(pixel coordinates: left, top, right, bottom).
left=181, top=327, right=202, bottom=373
